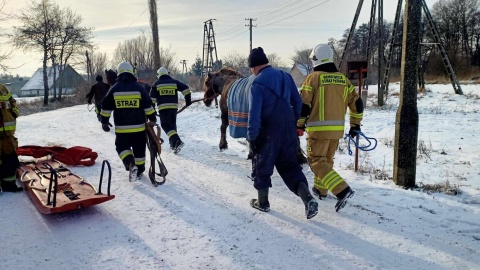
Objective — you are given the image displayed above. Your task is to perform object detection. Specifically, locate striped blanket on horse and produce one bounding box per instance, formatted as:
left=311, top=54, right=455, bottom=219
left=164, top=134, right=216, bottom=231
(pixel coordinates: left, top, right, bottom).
left=227, top=75, right=255, bottom=138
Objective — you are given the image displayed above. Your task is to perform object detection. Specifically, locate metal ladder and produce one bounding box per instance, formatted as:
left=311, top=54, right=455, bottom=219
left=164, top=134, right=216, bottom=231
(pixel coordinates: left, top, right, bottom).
left=382, top=0, right=463, bottom=95
left=421, top=0, right=463, bottom=94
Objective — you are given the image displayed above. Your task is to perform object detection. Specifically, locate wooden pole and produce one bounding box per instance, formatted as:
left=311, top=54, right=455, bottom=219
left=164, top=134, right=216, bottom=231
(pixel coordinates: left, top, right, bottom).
left=393, top=0, right=421, bottom=187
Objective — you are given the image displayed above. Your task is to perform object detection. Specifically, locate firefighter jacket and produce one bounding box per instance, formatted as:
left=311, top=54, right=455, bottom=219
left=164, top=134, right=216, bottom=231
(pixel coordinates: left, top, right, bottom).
left=0, top=84, right=19, bottom=137
left=100, top=76, right=156, bottom=134
left=86, top=81, right=110, bottom=104
left=248, top=66, right=302, bottom=141
left=150, top=75, right=191, bottom=111
left=298, top=71, right=363, bottom=139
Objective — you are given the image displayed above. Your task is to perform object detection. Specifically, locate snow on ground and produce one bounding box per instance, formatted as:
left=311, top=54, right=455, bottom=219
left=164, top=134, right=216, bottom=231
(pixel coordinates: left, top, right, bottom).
left=1, top=83, right=479, bottom=270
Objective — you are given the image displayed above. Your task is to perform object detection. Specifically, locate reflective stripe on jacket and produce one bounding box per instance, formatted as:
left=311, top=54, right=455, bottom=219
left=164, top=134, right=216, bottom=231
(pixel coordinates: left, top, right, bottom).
left=0, top=84, right=18, bottom=136
left=298, top=71, right=362, bottom=139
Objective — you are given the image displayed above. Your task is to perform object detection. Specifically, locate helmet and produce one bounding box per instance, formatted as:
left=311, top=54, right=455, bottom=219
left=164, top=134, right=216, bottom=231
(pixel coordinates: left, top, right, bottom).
left=157, top=67, right=168, bottom=77
left=310, top=44, right=334, bottom=68
left=117, top=61, right=134, bottom=76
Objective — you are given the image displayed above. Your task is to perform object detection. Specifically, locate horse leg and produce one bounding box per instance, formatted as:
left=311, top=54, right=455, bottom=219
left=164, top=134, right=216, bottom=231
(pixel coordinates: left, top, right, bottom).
left=219, top=111, right=229, bottom=150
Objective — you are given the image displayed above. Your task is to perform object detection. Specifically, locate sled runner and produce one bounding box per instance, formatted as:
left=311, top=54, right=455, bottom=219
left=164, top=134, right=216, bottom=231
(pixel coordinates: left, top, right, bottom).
left=16, top=158, right=115, bottom=214
left=146, top=123, right=168, bottom=186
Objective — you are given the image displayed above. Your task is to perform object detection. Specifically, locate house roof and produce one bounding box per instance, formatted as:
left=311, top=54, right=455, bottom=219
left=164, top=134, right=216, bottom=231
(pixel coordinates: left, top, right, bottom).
left=20, top=65, right=78, bottom=91
left=290, top=64, right=310, bottom=76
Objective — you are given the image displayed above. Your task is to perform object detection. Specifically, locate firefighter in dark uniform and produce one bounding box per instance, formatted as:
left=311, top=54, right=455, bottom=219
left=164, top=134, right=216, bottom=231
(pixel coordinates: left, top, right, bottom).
left=0, top=83, right=22, bottom=192
left=100, top=62, right=157, bottom=181
left=86, top=75, right=110, bottom=122
left=297, top=43, right=363, bottom=212
left=246, top=47, right=318, bottom=219
left=150, top=67, right=191, bottom=154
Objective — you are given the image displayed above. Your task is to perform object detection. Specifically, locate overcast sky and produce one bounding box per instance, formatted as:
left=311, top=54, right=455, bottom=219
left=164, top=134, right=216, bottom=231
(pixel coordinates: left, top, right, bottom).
left=1, top=0, right=439, bottom=77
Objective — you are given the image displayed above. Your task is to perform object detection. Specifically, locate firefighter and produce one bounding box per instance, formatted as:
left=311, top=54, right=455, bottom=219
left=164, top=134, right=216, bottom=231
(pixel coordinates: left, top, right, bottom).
left=297, top=43, right=363, bottom=212
left=0, top=83, right=22, bottom=192
left=150, top=67, right=191, bottom=154
left=100, top=62, right=157, bottom=181
left=247, top=47, right=318, bottom=220
left=86, top=75, right=110, bottom=122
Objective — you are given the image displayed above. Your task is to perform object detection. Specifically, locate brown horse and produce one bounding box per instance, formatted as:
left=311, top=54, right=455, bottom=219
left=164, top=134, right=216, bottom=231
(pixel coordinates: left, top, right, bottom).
left=203, top=67, right=307, bottom=164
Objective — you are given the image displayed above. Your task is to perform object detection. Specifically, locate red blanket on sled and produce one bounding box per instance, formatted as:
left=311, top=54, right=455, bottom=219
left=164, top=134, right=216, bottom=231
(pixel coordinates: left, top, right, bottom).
left=17, top=145, right=98, bottom=166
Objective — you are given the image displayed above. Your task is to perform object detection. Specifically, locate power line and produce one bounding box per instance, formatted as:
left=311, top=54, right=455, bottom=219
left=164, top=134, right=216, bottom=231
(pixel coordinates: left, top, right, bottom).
left=258, top=0, right=332, bottom=29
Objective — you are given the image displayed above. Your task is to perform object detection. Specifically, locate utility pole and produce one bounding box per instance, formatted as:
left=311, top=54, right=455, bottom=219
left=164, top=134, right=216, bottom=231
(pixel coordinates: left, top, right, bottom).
left=202, top=19, right=218, bottom=76
left=245, top=18, right=256, bottom=52
left=180, top=60, right=188, bottom=77
left=393, top=0, right=421, bottom=187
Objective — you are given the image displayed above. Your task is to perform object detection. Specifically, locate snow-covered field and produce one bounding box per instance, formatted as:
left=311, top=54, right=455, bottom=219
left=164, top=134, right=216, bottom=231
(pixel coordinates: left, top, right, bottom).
left=1, top=83, right=479, bottom=270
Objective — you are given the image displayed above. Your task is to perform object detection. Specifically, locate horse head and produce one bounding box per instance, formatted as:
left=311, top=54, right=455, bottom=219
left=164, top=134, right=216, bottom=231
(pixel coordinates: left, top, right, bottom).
left=203, top=68, right=243, bottom=107
left=203, top=72, right=216, bottom=107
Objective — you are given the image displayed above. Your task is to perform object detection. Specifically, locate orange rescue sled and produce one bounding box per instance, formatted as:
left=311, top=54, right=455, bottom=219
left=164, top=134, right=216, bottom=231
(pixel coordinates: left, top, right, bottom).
left=16, top=158, right=115, bottom=214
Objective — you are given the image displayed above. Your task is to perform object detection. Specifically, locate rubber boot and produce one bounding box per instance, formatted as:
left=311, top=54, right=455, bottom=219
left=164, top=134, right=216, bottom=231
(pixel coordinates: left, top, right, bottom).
left=335, top=186, right=355, bottom=212
left=250, top=188, right=270, bottom=212
left=297, top=182, right=318, bottom=219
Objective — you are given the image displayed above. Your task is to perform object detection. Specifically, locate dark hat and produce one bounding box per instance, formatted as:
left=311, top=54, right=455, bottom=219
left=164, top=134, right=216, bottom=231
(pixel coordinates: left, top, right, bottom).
left=248, top=47, right=269, bottom=68
left=95, top=75, right=103, bottom=82
left=105, top=69, right=117, bottom=79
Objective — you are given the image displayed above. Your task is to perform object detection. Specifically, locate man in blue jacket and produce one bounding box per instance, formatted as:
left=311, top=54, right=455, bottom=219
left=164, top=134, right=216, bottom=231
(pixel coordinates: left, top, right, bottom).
left=247, top=47, right=318, bottom=219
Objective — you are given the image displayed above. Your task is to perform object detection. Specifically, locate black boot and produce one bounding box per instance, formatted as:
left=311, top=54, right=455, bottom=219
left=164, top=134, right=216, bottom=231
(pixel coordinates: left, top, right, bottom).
left=1, top=180, right=23, bottom=192
left=335, top=186, right=355, bottom=212
left=297, top=182, right=318, bottom=219
left=250, top=188, right=270, bottom=212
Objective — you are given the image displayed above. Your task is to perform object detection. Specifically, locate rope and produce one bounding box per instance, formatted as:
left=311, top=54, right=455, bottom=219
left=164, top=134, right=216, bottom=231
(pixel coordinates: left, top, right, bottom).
left=344, top=131, right=377, bottom=156
left=177, top=94, right=220, bottom=114
left=87, top=104, right=94, bottom=112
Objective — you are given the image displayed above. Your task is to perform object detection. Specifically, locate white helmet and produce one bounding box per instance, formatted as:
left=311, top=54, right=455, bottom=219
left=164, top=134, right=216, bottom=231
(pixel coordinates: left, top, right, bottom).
left=310, top=44, right=334, bottom=68
left=157, top=67, right=168, bottom=77
left=117, top=61, right=134, bottom=76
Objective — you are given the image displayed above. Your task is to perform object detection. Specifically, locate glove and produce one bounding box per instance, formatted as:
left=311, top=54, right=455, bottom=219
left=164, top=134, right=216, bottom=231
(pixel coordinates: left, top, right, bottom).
left=185, top=97, right=192, bottom=107
left=102, top=123, right=110, bottom=132
left=297, top=128, right=304, bottom=137
left=87, top=99, right=92, bottom=105
left=247, top=140, right=258, bottom=160
left=11, top=107, right=19, bottom=118
left=147, top=121, right=156, bottom=127
left=348, top=125, right=361, bottom=138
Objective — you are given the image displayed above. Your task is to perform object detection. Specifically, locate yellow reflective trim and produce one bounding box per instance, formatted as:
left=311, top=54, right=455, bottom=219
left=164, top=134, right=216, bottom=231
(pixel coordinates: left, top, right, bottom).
left=350, top=112, right=363, bottom=118
left=115, top=126, right=146, bottom=133
left=0, top=92, right=12, bottom=101
left=343, top=86, right=348, bottom=102
left=100, top=112, right=111, bottom=117
left=320, top=86, right=324, bottom=121
left=145, top=108, right=156, bottom=115
left=300, top=85, right=312, bottom=92
left=182, top=90, right=191, bottom=95
left=167, top=130, right=177, bottom=137
left=158, top=105, right=178, bottom=110
left=348, top=85, right=355, bottom=93
left=320, top=74, right=346, bottom=85
left=306, top=126, right=344, bottom=132
left=119, top=150, right=133, bottom=160
left=113, top=94, right=141, bottom=100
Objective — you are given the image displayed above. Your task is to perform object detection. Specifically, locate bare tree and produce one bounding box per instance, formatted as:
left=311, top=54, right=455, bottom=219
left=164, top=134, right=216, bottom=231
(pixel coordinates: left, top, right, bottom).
left=12, top=0, right=59, bottom=106
left=54, top=7, right=93, bottom=100
left=112, top=33, right=177, bottom=73
left=149, top=0, right=160, bottom=70
left=221, top=51, right=248, bottom=75
left=291, top=45, right=313, bottom=74
left=0, top=0, right=11, bottom=71
left=267, top=53, right=284, bottom=67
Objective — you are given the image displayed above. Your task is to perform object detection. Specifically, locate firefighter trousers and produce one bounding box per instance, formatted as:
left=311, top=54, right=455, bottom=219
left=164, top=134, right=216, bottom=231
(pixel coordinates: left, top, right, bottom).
left=115, top=131, right=147, bottom=175
left=0, top=136, right=19, bottom=184
left=158, top=109, right=181, bottom=148
left=306, top=133, right=349, bottom=196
